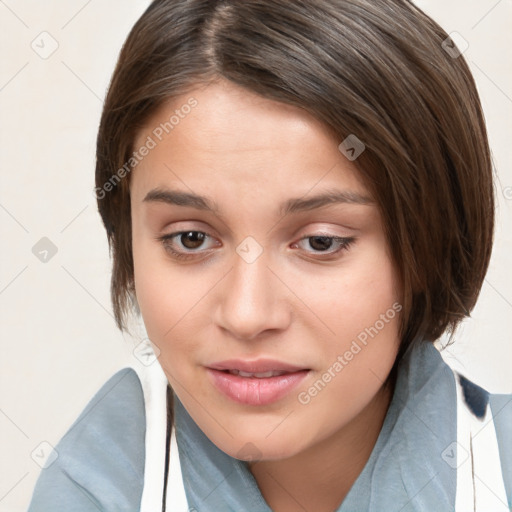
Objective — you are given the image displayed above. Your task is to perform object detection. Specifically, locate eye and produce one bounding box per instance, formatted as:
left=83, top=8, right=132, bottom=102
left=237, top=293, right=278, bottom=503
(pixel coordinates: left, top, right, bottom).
left=292, top=235, right=356, bottom=257
left=156, top=231, right=219, bottom=260
left=156, top=231, right=355, bottom=261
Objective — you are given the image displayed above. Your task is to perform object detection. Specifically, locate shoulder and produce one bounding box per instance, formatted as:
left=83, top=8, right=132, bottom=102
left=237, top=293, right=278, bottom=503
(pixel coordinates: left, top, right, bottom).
left=27, top=368, right=146, bottom=512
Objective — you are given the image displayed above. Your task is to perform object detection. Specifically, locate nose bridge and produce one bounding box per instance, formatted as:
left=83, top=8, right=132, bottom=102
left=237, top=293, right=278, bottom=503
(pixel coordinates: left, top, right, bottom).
left=215, top=241, right=289, bottom=339
left=228, top=245, right=275, bottom=314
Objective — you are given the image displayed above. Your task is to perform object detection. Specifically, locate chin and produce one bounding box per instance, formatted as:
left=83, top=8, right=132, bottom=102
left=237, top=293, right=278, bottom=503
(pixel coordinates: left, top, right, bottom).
left=208, top=427, right=306, bottom=462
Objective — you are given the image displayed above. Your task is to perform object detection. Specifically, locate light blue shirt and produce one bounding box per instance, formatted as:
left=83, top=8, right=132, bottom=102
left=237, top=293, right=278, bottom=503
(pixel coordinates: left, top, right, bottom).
left=28, top=341, right=512, bottom=511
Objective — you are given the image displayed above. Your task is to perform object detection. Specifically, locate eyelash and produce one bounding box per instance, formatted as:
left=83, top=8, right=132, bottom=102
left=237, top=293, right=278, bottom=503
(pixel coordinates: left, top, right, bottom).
left=156, top=231, right=356, bottom=261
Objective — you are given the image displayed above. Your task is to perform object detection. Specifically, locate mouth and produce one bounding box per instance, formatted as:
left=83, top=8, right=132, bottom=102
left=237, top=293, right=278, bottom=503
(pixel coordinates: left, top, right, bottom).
left=222, top=369, right=292, bottom=378
left=206, top=359, right=310, bottom=406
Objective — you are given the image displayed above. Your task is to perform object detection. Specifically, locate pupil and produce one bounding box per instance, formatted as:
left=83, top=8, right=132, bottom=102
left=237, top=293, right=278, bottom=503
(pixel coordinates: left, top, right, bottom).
left=181, top=231, right=205, bottom=249
left=309, top=236, right=332, bottom=251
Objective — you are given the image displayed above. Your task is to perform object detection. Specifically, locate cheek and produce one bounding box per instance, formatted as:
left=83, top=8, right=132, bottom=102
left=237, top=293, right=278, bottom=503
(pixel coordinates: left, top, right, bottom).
left=132, top=229, right=184, bottom=343
left=292, top=260, right=400, bottom=437
left=297, top=243, right=399, bottom=342
left=296, top=240, right=401, bottom=391
left=132, top=236, right=165, bottom=333
left=132, top=233, right=215, bottom=365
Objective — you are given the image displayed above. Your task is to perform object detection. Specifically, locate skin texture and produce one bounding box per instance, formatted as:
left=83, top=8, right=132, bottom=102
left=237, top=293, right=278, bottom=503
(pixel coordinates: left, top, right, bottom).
left=130, top=78, right=402, bottom=511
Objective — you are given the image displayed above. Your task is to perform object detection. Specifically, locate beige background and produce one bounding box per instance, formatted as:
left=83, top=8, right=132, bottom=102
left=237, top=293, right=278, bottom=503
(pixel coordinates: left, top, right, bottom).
left=0, top=1, right=511, bottom=510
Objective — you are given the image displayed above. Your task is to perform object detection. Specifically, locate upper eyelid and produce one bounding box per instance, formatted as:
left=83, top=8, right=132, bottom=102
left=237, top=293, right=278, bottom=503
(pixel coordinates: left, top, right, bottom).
left=161, top=229, right=347, bottom=241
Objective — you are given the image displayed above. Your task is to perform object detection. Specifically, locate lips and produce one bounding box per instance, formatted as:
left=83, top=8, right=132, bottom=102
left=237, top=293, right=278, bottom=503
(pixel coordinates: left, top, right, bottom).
left=227, top=369, right=288, bottom=378
left=206, top=358, right=310, bottom=406
left=208, top=358, right=307, bottom=374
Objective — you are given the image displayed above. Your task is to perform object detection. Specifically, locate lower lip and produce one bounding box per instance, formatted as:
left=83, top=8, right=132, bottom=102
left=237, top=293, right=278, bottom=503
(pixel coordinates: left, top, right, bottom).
left=206, top=368, right=309, bottom=406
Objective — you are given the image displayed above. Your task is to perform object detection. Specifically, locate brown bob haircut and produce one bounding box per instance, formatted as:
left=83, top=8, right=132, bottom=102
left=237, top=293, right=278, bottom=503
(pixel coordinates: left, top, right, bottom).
left=96, top=0, right=494, bottom=364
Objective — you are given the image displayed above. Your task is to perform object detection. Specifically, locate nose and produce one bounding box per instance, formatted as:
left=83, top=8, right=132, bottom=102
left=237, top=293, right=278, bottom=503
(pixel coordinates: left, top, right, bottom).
left=213, top=248, right=291, bottom=341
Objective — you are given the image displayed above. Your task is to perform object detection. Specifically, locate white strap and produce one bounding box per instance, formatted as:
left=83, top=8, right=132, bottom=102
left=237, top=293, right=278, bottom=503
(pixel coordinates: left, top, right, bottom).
left=134, top=357, right=169, bottom=512
left=166, top=426, right=189, bottom=511
left=454, top=373, right=509, bottom=511
left=131, top=339, right=189, bottom=512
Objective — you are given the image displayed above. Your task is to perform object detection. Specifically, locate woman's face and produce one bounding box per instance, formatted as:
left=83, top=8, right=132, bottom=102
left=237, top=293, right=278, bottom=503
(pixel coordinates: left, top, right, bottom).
left=130, top=79, right=402, bottom=460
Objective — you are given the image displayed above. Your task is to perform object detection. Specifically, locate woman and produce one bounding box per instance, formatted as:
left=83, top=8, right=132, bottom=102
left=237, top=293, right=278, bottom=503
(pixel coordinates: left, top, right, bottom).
left=28, top=0, right=511, bottom=511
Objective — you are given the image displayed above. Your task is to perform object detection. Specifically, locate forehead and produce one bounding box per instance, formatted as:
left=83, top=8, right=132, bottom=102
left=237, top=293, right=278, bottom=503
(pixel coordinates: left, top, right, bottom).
left=130, top=79, right=370, bottom=202
left=134, top=79, right=331, bottom=148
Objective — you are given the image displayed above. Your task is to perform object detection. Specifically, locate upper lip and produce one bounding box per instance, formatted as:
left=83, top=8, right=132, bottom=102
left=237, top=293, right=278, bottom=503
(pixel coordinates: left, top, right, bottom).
left=207, top=358, right=308, bottom=373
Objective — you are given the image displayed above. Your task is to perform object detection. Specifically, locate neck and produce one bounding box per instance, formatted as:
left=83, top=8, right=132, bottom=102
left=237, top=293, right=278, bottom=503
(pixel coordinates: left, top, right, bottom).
left=248, top=382, right=394, bottom=512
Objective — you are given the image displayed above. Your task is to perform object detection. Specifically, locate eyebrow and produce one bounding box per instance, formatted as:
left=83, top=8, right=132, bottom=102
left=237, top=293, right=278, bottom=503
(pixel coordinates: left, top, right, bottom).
left=142, top=187, right=373, bottom=216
